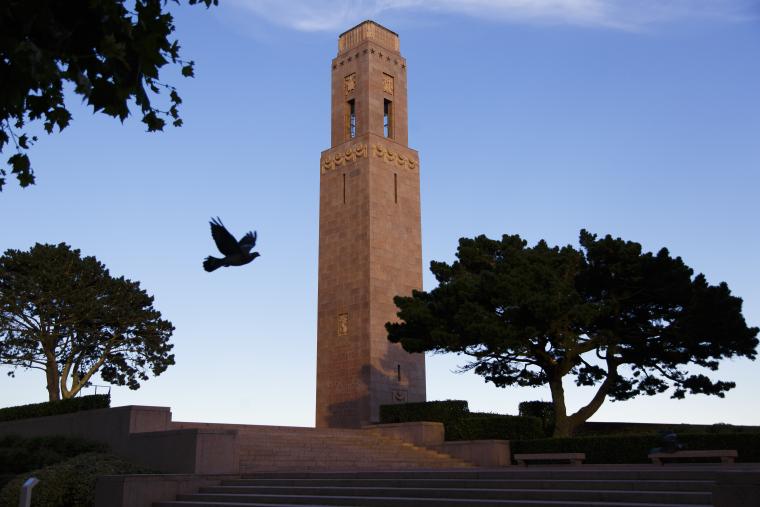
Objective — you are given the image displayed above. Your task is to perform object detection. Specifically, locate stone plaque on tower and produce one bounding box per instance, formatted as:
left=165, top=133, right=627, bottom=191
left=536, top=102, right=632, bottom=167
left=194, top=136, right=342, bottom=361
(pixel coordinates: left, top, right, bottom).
left=316, top=21, right=426, bottom=428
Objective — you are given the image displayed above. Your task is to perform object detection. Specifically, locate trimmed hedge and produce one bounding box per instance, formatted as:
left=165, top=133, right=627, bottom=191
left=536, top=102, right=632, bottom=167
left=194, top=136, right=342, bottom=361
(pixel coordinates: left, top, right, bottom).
left=0, top=452, right=150, bottom=507
left=448, top=415, right=544, bottom=441
left=518, top=401, right=554, bottom=436
left=576, top=421, right=760, bottom=436
left=380, top=400, right=469, bottom=430
left=379, top=401, right=542, bottom=441
left=0, top=435, right=108, bottom=474
left=512, top=432, right=760, bottom=464
left=0, top=394, right=110, bottom=422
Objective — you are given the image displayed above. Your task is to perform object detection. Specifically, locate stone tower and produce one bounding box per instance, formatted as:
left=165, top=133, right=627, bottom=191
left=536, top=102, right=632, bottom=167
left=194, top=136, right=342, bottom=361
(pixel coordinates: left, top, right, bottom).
left=316, top=21, right=426, bottom=428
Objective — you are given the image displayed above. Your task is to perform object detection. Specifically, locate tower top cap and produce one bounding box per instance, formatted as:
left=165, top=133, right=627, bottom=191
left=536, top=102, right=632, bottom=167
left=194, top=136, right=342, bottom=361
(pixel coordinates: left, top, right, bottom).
left=338, top=20, right=399, bottom=54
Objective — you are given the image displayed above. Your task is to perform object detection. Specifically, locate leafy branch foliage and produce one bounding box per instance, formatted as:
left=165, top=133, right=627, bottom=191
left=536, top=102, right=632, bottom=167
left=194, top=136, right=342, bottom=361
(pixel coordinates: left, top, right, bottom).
left=387, top=231, right=758, bottom=436
left=0, top=243, right=175, bottom=401
left=0, top=0, right=217, bottom=191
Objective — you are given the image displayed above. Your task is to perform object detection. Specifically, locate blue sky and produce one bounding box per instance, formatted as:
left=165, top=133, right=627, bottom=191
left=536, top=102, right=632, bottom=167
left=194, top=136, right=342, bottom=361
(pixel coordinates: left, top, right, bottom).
left=2, top=0, right=759, bottom=427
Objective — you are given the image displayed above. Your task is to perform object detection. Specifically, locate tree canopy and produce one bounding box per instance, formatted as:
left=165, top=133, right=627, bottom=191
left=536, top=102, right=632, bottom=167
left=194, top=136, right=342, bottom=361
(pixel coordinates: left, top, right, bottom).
left=0, top=243, right=175, bottom=401
left=0, top=0, right=217, bottom=191
left=387, top=231, right=758, bottom=436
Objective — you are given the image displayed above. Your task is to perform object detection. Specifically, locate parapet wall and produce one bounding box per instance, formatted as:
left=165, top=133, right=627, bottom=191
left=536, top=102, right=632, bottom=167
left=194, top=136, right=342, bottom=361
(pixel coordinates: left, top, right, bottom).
left=0, top=405, right=238, bottom=474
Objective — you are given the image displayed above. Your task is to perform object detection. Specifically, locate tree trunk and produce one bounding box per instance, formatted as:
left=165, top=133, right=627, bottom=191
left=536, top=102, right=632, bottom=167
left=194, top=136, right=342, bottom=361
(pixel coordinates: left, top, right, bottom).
left=549, top=360, right=619, bottom=438
left=549, top=378, right=573, bottom=437
left=45, top=356, right=60, bottom=401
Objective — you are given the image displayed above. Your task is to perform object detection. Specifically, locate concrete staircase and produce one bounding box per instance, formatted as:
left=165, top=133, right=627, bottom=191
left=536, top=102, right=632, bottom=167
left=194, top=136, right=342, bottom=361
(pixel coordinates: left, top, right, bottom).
left=171, top=421, right=474, bottom=471
left=154, top=467, right=725, bottom=506
left=234, top=426, right=474, bottom=472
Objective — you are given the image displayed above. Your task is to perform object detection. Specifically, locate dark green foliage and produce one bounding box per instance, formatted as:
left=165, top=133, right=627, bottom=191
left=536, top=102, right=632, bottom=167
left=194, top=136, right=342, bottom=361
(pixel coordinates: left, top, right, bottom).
left=0, top=243, right=175, bottom=401
left=0, top=452, right=149, bottom=507
left=679, top=433, right=760, bottom=462
left=575, top=421, right=760, bottom=436
left=512, top=434, right=661, bottom=464
left=380, top=400, right=469, bottom=427
left=511, top=432, right=760, bottom=464
left=448, top=415, right=544, bottom=441
left=706, top=423, right=759, bottom=434
left=387, top=231, right=759, bottom=436
left=0, top=0, right=218, bottom=191
left=0, top=395, right=110, bottom=422
left=0, top=435, right=107, bottom=474
left=519, top=401, right=555, bottom=436
left=379, top=400, right=541, bottom=441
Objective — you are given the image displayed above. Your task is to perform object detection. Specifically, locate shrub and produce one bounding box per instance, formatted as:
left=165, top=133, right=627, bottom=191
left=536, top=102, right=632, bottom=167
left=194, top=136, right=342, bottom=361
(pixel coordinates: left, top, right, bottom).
left=518, top=401, right=554, bottom=436
left=704, top=423, right=760, bottom=434
left=0, top=435, right=107, bottom=474
left=379, top=401, right=543, bottom=441
left=448, top=415, right=544, bottom=441
left=575, top=421, right=760, bottom=436
left=512, top=432, right=760, bottom=464
left=680, top=433, right=760, bottom=462
left=380, top=400, right=469, bottom=427
left=0, top=395, right=110, bottom=422
left=0, top=452, right=150, bottom=507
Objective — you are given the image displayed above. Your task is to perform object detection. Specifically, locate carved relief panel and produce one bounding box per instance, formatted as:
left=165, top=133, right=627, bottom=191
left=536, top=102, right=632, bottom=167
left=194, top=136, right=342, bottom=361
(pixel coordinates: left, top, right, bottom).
left=337, top=313, right=349, bottom=336
left=382, top=73, right=394, bottom=95
left=344, top=73, right=356, bottom=96
left=320, top=143, right=368, bottom=174
left=391, top=389, right=408, bottom=403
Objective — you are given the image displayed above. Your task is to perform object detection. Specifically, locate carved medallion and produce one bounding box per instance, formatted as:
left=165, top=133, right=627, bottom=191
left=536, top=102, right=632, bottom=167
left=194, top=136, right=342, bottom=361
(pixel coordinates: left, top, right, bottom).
left=372, top=143, right=417, bottom=171
left=344, top=73, right=356, bottom=96
left=320, top=143, right=368, bottom=174
left=337, top=313, right=349, bottom=336
left=392, top=389, right=408, bottom=402
left=383, top=73, right=394, bottom=95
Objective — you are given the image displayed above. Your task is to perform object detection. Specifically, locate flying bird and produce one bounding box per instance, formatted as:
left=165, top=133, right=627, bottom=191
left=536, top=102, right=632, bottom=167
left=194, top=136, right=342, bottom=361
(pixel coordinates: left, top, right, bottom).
left=203, top=217, right=260, bottom=272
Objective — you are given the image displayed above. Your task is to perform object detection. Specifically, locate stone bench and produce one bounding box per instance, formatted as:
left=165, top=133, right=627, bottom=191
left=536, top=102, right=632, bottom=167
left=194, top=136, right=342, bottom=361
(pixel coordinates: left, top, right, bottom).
left=514, top=453, right=586, bottom=466
left=648, top=449, right=738, bottom=465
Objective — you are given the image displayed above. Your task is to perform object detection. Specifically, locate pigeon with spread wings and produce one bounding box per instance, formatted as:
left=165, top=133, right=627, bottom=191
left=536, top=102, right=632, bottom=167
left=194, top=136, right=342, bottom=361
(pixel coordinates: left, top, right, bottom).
left=203, top=217, right=260, bottom=272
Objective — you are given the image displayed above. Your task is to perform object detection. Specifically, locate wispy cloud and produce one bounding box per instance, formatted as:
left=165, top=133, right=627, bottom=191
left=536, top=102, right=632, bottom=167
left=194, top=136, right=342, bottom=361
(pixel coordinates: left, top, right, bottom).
left=230, top=0, right=755, bottom=32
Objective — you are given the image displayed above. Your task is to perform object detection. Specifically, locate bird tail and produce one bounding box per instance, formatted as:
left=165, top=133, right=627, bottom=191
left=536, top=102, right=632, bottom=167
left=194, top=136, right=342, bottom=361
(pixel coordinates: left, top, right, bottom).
left=203, top=256, right=225, bottom=272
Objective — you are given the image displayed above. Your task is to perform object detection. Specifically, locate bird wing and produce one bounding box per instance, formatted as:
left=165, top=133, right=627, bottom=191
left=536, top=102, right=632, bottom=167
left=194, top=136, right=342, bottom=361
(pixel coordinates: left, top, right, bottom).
left=238, top=231, right=257, bottom=253
left=210, top=217, right=241, bottom=256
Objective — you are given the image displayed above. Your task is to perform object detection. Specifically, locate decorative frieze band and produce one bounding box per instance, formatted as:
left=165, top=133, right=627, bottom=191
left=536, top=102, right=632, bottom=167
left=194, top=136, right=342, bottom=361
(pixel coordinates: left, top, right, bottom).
left=332, top=46, right=406, bottom=71
left=372, top=144, right=418, bottom=171
left=320, top=143, right=368, bottom=174
left=320, top=143, right=418, bottom=174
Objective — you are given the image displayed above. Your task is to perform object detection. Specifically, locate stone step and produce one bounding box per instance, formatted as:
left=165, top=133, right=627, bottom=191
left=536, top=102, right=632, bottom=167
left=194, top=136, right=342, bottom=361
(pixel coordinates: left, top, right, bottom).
left=240, top=462, right=471, bottom=472
left=239, top=468, right=730, bottom=481
left=239, top=462, right=468, bottom=468
left=238, top=442, right=446, bottom=456
left=157, top=493, right=711, bottom=507
left=221, top=478, right=714, bottom=492
left=240, top=458, right=467, bottom=465
left=239, top=442, right=416, bottom=449
left=238, top=453, right=467, bottom=464
left=235, top=430, right=474, bottom=471
left=195, top=486, right=711, bottom=504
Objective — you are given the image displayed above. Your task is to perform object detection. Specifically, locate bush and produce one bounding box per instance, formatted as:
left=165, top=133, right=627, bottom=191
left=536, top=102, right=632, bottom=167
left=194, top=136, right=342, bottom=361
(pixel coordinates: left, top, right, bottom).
left=518, top=401, right=554, bottom=436
left=0, top=452, right=150, bottom=507
left=379, top=400, right=469, bottom=428
left=575, top=421, right=760, bottom=436
left=0, top=395, right=110, bottom=422
left=680, top=433, right=760, bottom=462
left=448, top=415, right=544, bottom=441
left=0, top=435, right=107, bottom=474
left=512, top=432, right=760, bottom=464
left=379, top=401, right=543, bottom=441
